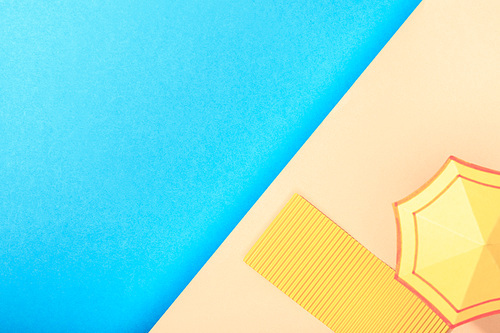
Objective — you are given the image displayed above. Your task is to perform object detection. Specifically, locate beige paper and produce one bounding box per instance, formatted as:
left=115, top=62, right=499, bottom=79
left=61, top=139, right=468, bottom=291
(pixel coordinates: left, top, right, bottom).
left=151, top=0, right=500, bottom=331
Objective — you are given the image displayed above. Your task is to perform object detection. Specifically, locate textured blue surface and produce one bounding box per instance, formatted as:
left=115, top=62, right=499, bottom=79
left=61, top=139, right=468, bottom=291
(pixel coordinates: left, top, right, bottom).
left=1, top=1, right=420, bottom=332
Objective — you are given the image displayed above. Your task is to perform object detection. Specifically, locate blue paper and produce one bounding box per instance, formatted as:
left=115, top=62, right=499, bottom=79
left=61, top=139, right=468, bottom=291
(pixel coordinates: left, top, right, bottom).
left=0, top=0, right=420, bottom=331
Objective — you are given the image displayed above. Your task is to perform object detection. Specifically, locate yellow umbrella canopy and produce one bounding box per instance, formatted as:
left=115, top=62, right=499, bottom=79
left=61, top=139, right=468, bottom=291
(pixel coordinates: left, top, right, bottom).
left=394, top=156, right=500, bottom=328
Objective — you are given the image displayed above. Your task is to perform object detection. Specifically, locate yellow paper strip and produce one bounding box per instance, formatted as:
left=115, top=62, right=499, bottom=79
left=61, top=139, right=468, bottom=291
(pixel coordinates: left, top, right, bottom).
left=244, top=194, right=449, bottom=333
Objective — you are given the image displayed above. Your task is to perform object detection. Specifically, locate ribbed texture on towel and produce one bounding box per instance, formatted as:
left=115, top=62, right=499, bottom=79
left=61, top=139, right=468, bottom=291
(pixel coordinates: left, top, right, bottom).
left=244, top=194, right=449, bottom=333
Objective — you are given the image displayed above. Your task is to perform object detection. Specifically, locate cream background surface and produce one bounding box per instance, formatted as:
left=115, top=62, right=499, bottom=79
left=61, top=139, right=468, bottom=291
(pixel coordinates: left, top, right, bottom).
left=151, top=0, right=500, bottom=331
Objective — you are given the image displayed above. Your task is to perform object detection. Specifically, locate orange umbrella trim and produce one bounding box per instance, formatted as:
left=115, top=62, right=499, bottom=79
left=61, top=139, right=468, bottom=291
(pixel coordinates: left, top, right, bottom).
left=394, top=156, right=500, bottom=328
